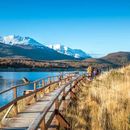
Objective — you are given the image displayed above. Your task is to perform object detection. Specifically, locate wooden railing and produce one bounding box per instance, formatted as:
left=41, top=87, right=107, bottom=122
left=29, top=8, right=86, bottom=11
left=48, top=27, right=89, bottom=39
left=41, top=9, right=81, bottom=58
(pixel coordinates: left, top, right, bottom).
left=0, top=72, right=86, bottom=129
left=27, top=75, right=84, bottom=130
left=0, top=73, right=74, bottom=112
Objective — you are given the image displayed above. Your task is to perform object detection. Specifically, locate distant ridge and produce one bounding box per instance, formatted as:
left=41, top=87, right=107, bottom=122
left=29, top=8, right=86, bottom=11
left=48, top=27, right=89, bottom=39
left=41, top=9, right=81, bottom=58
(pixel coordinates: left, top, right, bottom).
left=102, top=51, right=130, bottom=66
left=48, top=44, right=91, bottom=59
left=0, top=51, right=130, bottom=71
left=84, top=51, right=130, bottom=68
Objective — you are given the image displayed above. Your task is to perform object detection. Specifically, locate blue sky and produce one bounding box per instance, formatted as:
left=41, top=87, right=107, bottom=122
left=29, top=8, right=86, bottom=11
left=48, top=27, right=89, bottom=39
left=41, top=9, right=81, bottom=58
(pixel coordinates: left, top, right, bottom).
left=0, top=0, right=130, bottom=57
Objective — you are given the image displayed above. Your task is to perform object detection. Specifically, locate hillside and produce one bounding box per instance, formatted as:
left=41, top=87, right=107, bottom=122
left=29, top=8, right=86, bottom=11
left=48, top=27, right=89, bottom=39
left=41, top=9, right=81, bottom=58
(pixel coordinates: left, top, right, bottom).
left=84, top=51, right=130, bottom=68
left=0, top=51, right=130, bottom=70
left=102, top=51, right=130, bottom=66
left=0, top=42, right=75, bottom=60
left=83, top=58, right=117, bottom=68
left=0, top=35, right=90, bottom=59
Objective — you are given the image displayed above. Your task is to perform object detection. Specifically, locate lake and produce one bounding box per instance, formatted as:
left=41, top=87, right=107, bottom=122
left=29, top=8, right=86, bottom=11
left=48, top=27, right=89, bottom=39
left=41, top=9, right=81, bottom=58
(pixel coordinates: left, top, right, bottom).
left=0, top=71, right=67, bottom=107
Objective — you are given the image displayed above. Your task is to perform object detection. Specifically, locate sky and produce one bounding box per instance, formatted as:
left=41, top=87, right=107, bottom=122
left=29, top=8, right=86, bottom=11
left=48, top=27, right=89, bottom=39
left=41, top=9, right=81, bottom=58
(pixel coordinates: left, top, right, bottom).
left=0, top=0, right=130, bottom=57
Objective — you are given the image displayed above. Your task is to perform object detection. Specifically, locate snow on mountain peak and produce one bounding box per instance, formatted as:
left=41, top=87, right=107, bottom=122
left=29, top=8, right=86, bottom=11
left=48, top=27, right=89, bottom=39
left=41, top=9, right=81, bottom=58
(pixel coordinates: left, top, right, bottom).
left=0, top=35, right=91, bottom=59
left=48, top=44, right=91, bottom=59
left=49, top=44, right=65, bottom=50
left=0, top=35, right=43, bottom=47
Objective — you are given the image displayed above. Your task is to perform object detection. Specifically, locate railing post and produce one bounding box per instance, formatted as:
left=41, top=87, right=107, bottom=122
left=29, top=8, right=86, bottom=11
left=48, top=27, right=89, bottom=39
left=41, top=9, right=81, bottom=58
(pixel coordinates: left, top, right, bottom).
left=40, top=118, right=46, bottom=130
left=55, top=99, right=59, bottom=113
left=48, top=77, right=51, bottom=92
left=48, top=77, right=51, bottom=84
left=55, top=98, right=59, bottom=127
left=41, top=80, right=45, bottom=96
left=62, top=89, right=66, bottom=112
left=34, top=82, right=37, bottom=102
left=13, top=87, right=18, bottom=115
left=59, top=75, right=62, bottom=85
left=42, top=80, right=45, bottom=87
left=70, top=83, right=73, bottom=100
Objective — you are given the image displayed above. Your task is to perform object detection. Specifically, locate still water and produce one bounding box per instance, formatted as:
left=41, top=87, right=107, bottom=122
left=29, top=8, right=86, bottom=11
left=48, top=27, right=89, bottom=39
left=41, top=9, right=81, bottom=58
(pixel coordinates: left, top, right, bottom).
left=0, top=71, right=64, bottom=107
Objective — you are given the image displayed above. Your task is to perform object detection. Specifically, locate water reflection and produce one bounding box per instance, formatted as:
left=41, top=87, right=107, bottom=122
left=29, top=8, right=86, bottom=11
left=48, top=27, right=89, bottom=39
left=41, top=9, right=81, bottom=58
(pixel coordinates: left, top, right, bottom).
left=0, top=72, right=60, bottom=107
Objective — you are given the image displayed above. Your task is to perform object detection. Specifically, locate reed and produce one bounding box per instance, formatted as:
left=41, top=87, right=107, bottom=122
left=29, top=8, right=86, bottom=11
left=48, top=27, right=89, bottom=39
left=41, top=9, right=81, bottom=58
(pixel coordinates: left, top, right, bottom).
left=66, top=66, right=130, bottom=130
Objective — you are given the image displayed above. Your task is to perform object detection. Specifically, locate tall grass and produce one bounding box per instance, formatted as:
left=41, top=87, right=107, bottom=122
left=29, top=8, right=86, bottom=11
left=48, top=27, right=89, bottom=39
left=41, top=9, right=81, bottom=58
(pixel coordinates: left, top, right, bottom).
left=66, top=66, right=130, bottom=130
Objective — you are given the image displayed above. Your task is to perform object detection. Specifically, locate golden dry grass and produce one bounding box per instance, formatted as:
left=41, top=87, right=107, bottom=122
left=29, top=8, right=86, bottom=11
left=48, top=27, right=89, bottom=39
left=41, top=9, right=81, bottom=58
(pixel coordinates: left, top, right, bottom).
left=66, top=66, right=130, bottom=130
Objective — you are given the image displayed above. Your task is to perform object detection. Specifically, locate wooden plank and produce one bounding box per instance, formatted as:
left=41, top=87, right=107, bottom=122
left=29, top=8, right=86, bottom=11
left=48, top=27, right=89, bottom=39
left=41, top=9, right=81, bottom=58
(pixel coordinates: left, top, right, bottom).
left=27, top=76, right=80, bottom=130
left=2, top=83, right=65, bottom=128
left=2, top=127, right=28, bottom=130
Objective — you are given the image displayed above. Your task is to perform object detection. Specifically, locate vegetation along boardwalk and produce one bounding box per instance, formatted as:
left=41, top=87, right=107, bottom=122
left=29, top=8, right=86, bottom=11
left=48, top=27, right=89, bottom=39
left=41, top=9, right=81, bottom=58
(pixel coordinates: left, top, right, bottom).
left=0, top=73, right=87, bottom=130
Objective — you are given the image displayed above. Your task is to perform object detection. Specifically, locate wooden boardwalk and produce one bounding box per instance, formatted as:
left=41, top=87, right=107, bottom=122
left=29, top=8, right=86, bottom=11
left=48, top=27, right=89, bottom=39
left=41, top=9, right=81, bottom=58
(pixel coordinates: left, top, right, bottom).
left=0, top=73, right=86, bottom=130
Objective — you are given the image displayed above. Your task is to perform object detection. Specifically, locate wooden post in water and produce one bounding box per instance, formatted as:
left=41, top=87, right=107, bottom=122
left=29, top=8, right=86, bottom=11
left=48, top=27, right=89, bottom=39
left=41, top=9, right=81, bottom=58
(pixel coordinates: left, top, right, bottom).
left=34, top=82, right=37, bottom=102
left=13, top=87, right=18, bottom=116
left=4, top=79, right=7, bottom=88
left=11, top=80, right=14, bottom=87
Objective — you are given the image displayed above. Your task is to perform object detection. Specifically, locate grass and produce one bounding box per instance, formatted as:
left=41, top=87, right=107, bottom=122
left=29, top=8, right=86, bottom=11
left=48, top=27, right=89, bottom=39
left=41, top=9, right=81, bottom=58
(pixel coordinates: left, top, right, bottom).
left=66, top=65, right=130, bottom=130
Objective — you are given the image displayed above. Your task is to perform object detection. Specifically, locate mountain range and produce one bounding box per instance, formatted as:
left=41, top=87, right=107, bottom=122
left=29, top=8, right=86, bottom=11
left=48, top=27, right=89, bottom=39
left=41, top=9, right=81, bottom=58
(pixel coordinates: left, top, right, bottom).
left=0, top=35, right=91, bottom=60
left=48, top=44, right=91, bottom=59
left=1, top=35, right=129, bottom=70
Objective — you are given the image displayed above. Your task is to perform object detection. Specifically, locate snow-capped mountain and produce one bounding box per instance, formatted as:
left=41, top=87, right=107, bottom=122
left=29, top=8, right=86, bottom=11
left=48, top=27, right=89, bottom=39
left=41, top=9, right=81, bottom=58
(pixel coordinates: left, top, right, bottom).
left=0, top=35, right=44, bottom=48
left=0, top=35, right=91, bottom=60
left=0, top=35, right=75, bottom=60
left=48, top=44, right=91, bottom=59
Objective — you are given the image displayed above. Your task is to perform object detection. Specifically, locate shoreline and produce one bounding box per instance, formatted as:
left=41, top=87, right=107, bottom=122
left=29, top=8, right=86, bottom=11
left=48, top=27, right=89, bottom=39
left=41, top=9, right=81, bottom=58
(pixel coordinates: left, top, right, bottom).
left=0, top=67, right=86, bottom=72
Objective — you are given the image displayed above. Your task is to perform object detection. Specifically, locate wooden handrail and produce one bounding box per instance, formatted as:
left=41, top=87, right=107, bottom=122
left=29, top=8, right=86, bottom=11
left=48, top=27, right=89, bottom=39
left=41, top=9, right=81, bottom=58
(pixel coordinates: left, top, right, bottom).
left=0, top=75, right=60, bottom=95
left=0, top=75, right=75, bottom=112
left=0, top=72, right=85, bottom=130
left=27, top=75, right=83, bottom=130
left=0, top=72, right=77, bottom=95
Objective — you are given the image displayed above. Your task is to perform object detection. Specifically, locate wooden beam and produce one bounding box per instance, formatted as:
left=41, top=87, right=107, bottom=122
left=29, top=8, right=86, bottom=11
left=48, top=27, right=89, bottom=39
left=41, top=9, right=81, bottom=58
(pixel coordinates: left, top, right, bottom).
left=34, top=82, right=37, bottom=102
left=70, top=89, right=77, bottom=100
left=40, top=118, right=46, bottom=130
left=55, top=112, right=70, bottom=129
left=13, top=87, right=18, bottom=115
